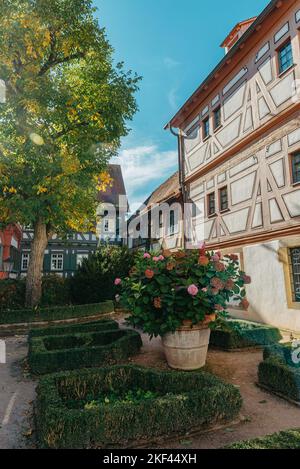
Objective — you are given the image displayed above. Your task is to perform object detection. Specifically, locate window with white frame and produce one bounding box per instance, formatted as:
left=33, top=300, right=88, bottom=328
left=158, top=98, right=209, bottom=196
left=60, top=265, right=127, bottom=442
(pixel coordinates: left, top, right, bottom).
left=51, top=253, right=64, bottom=271
left=21, top=253, right=30, bottom=271
left=76, top=253, right=89, bottom=268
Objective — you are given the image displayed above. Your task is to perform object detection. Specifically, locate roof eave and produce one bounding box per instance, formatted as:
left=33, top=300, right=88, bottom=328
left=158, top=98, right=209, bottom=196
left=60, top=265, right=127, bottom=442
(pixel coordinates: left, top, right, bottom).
left=164, top=0, right=279, bottom=130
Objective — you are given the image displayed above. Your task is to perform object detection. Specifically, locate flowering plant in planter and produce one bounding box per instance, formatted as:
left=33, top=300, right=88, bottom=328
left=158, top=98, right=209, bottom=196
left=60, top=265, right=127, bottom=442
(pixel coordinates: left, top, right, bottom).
left=116, top=247, right=251, bottom=338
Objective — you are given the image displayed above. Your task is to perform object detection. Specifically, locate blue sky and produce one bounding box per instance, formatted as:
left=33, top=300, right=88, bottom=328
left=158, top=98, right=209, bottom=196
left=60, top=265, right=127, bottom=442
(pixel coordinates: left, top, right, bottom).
left=94, top=0, right=269, bottom=212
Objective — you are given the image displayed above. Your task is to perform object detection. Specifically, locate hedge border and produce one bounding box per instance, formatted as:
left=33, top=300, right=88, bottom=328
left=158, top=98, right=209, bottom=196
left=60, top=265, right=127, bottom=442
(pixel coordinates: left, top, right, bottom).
left=226, top=429, right=300, bottom=449
left=35, top=365, right=243, bottom=449
left=28, top=329, right=142, bottom=375
left=28, top=319, right=119, bottom=340
left=258, top=345, right=300, bottom=403
left=210, top=320, right=282, bottom=351
left=0, top=301, right=114, bottom=325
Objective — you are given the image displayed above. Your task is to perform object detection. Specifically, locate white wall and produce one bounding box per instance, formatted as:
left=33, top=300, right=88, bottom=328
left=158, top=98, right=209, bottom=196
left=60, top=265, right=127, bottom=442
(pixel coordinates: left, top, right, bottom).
left=231, top=237, right=300, bottom=332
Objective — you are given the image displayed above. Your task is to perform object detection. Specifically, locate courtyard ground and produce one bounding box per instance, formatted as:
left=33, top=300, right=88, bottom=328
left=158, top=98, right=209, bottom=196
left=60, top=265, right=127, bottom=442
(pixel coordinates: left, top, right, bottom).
left=0, top=317, right=299, bottom=449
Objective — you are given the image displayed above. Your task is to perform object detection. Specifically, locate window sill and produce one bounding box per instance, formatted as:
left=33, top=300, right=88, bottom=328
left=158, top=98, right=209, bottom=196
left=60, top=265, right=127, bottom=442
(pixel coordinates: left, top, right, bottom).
left=220, top=208, right=230, bottom=214
left=214, top=125, right=223, bottom=133
left=207, top=213, right=217, bottom=219
left=203, top=135, right=211, bottom=143
left=278, top=63, right=296, bottom=79
left=292, top=181, right=300, bottom=187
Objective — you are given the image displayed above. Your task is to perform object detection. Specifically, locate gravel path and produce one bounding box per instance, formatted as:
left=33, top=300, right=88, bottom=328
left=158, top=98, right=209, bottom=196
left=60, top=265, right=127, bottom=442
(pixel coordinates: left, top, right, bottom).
left=0, top=327, right=300, bottom=449
left=0, top=336, right=36, bottom=449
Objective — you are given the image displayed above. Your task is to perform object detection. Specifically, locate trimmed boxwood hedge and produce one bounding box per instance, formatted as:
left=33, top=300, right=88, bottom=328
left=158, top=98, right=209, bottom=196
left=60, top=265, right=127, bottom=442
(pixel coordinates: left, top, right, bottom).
left=28, top=329, right=142, bottom=375
left=35, top=365, right=243, bottom=448
left=0, top=301, right=114, bottom=325
left=258, top=344, right=300, bottom=403
left=210, top=320, right=282, bottom=350
left=227, top=429, right=300, bottom=449
left=28, top=319, right=119, bottom=340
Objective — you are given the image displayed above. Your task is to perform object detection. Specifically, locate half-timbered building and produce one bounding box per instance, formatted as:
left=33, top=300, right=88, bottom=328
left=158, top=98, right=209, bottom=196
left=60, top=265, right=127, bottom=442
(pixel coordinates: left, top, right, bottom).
left=165, top=0, right=300, bottom=331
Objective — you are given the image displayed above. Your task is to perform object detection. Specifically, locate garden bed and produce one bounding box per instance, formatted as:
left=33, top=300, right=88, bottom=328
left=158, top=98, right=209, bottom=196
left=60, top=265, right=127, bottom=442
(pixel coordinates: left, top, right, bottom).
left=28, top=319, right=119, bottom=340
left=0, top=301, right=114, bottom=325
left=210, top=319, right=282, bottom=351
left=28, top=329, right=142, bottom=375
left=227, top=428, right=300, bottom=449
left=258, top=344, right=300, bottom=404
left=35, top=365, right=242, bottom=448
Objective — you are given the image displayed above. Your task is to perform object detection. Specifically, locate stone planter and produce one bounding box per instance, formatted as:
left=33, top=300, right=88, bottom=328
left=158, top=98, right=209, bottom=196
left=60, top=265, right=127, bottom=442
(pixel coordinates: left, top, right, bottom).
left=162, top=318, right=214, bottom=371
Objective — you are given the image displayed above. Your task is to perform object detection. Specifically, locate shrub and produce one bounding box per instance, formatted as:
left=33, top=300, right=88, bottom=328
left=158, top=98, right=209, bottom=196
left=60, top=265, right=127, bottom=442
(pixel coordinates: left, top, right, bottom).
left=118, top=248, right=250, bottom=337
left=0, top=301, right=114, bottom=325
left=227, top=429, right=300, bottom=449
left=71, top=245, right=135, bottom=304
left=41, top=276, right=71, bottom=307
left=0, top=279, right=26, bottom=310
left=28, top=329, right=142, bottom=374
left=258, top=345, right=300, bottom=402
left=28, top=319, right=119, bottom=340
left=35, top=365, right=243, bottom=448
left=0, top=276, right=71, bottom=311
left=210, top=320, right=282, bottom=350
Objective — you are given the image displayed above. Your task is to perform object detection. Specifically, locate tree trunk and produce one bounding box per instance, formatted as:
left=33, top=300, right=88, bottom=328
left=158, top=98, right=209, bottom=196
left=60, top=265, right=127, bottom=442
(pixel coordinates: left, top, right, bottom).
left=25, top=219, right=49, bottom=308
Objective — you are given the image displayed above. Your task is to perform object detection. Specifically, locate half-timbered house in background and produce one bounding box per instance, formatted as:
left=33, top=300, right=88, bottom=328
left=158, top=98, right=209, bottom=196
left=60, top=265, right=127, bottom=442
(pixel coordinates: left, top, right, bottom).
left=20, top=164, right=127, bottom=278
left=164, top=0, right=300, bottom=331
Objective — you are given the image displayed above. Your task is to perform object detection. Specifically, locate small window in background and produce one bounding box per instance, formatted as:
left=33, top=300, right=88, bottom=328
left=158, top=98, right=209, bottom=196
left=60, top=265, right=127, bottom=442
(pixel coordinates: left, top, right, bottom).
left=76, top=253, right=89, bottom=268
left=170, top=210, right=175, bottom=235
left=219, top=186, right=228, bottom=211
left=291, top=152, right=300, bottom=184
left=159, top=211, right=163, bottom=228
left=51, top=253, right=63, bottom=271
left=207, top=193, right=216, bottom=216
left=278, top=41, right=293, bottom=74
left=22, top=253, right=29, bottom=270
left=203, top=117, right=210, bottom=139
left=213, top=107, right=221, bottom=130
left=290, top=248, right=300, bottom=302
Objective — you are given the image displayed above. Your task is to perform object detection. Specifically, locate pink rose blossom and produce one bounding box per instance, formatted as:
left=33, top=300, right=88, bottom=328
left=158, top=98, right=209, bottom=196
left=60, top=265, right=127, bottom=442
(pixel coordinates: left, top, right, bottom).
left=114, top=278, right=122, bottom=286
left=243, top=275, right=252, bottom=285
left=212, top=254, right=220, bottom=262
left=187, top=284, right=199, bottom=296
left=153, top=256, right=161, bottom=262
left=202, top=288, right=208, bottom=293
left=158, top=255, right=165, bottom=261
left=143, top=253, right=151, bottom=259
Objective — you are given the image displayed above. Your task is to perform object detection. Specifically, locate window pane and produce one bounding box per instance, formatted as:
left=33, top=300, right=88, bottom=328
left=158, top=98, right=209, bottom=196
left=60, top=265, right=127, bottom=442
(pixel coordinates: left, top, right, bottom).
left=214, top=108, right=221, bottom=129
left=208, top=193, right=215, bottom=216
left=292, top=152, right=300, bottom=184
left=278, top=42, right=293, bottom=73
left=219, top=187, right=228, bottom=211
left=203, top=118, right=210, bottom=138
left=291, top=248, right=300, bottom=302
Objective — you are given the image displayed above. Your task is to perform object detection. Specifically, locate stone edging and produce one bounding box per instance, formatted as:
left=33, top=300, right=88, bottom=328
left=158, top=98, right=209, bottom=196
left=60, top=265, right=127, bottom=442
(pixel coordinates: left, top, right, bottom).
left=0, top=311, right=116, bottom=337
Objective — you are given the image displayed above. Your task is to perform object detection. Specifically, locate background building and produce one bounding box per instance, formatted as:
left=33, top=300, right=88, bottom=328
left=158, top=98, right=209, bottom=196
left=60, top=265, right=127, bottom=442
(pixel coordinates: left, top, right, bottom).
left=0, top=224, right=22, bottom=279
left=127, top=172, right=183, bottom=252
left=20, top=164, right=127, bottom=278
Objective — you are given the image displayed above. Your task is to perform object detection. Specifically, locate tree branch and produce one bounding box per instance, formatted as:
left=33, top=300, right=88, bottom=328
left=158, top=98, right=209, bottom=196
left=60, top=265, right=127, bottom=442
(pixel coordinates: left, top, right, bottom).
left=38, top=49, right=85, bottom=76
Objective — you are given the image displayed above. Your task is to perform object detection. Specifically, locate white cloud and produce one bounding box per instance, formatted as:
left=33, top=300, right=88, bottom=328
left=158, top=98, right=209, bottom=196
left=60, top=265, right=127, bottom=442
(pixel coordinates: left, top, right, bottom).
left=164, top=57, right=180, bottom=69
left=168, top=86, right=179, bottom=110
left=111, top=145, right=178, bottom=213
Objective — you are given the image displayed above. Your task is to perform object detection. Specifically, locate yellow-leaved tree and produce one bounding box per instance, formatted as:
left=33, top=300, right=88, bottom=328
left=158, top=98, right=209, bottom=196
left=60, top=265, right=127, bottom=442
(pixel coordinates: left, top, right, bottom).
left=0, top=0, right=140, bottom=306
